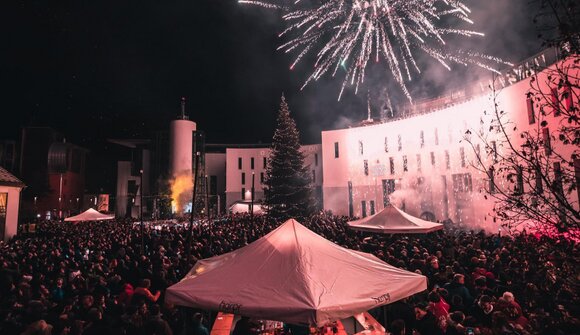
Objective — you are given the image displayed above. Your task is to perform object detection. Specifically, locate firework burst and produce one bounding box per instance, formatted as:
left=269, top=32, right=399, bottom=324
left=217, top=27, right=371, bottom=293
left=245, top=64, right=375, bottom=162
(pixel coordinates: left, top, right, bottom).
left=240, top=0, right=512, bottom=101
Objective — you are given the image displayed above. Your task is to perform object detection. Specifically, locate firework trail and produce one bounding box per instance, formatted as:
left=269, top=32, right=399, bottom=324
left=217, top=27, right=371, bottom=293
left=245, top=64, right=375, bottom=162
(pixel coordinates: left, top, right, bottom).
left=239, top=0, right=512, bottom=101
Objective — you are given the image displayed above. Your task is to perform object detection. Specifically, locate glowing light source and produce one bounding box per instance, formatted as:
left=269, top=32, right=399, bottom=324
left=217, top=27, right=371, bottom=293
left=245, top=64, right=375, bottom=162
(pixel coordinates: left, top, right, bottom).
left=241, top=0, right=512, bottom=100
left=171, top=173, right=193, bottom=214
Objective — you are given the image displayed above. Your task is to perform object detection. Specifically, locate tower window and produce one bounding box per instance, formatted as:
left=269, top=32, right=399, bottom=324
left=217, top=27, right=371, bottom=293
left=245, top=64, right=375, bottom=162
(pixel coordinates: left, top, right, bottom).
left=526, top=97, right=535, bottom=124
left=552, top=87, right=560, bottom=116
left=542, top=128, right=551, bottom=155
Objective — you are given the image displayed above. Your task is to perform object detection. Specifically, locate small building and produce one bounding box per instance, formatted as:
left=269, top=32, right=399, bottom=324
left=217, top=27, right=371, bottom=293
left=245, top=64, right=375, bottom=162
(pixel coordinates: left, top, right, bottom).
left=223, top=144, right=323, bottom=209
left=0, top=166, right=25, bottom=241
left=19, top=127, right=87, bottom=220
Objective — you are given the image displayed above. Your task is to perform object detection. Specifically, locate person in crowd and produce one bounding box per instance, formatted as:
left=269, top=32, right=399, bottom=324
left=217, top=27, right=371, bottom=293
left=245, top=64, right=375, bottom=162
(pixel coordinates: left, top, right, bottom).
left=144, top=304, right=173, bottom=335
left=413, top=302, right=443, bottom=335
left=82, top=308, right=111, bottom=335
left=190, top=312, right=209, bottom=335
left=0, top=213, right=576, bottom=335
left=386, top=298, right=415, bottom=335
left=232, top=316, right=259, bottom=335
left=446, top=311, right=466, bottom=335
left=444, top=274, right=474, bottom=307
left=470, top=295, right=495, bottom=328
left=473, top=276, right=495, bottom=298
left=20, top=300, right=53, bottom=335
left=118, top=282, right=135, bottom=306
left=427, top=290, right=449, bottom=333
left=51, top=277, right=65, bottom=303
left=133, top=279, right=161, bottom=304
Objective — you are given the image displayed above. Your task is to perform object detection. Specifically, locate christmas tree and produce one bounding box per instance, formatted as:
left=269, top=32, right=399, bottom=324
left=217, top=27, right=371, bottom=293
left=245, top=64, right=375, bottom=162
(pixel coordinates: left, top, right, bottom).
left=264, top=94, right=315, bottom=221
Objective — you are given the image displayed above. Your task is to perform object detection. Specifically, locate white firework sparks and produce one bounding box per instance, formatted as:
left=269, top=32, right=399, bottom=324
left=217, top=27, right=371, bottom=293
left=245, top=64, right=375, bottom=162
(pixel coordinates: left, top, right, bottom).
left=240, top=0, right=512, bottom=101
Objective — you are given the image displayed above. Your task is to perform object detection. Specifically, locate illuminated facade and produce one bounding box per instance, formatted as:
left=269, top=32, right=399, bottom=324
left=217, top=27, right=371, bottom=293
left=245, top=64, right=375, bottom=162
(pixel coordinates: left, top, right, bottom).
left=224, top=144, right=323, bottom=209
left=321, top=51, right=578, bottom=229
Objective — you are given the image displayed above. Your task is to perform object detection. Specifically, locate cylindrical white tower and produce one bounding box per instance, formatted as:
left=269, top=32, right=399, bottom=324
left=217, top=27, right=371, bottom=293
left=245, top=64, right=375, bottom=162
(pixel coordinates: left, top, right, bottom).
left=169, top=119, right=197, bottom=177
left=169, top=98, right=197, bottom=214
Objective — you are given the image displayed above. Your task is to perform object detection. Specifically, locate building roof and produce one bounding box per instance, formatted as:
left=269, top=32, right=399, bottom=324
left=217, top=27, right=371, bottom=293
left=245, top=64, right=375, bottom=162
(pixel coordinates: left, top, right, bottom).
left=108, top=138, right=152, bottom=148
left=0, top=166, right=25, bottom=188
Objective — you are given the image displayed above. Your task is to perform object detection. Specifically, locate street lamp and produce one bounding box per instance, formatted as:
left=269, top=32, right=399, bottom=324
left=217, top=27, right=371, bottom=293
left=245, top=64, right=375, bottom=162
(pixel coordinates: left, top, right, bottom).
left=205, top=175, right=210, bottom=222
left=187, top=152, right=200, bottom=256
left=206, top=175, right=212, bottom=254
left=251, top=172, right=255, bottom=219
left=140, top=169, right=144, bottom=255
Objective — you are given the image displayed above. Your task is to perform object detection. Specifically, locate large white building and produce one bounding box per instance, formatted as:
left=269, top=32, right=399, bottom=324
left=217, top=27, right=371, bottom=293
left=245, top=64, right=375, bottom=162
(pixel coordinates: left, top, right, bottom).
left=321, top=51, right=578, bottom=230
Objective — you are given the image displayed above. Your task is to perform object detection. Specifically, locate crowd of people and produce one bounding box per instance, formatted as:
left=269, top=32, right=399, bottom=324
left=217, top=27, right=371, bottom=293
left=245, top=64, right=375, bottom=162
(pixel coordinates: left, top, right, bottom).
left=0, top=213, right=577, bottom=335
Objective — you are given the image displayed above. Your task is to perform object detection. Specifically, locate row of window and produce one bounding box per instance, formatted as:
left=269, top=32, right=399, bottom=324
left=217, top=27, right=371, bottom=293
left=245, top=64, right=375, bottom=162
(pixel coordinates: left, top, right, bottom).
left=525, top=87, right=574, bottom=124
left=486, top=159, right=573, bottom=196
left=240, top=172, right=265, bottom=185
left=361, top=148, right=476, bottom=176
left=354, top=173, right=473, bottom=218
left=353, top=131, right=552, bottom=177
left=342, top=128, right=458, bottom=160
left=526, top=86, right=575, bottom=124
left=334, top=92, right=570, bottom=161
left=238, top=157, right=266, bottom=170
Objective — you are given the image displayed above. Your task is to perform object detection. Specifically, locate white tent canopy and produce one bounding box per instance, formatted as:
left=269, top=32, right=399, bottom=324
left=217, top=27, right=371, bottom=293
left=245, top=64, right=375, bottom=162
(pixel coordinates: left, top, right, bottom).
left=347, top=204, right=444, bottom=234
left=64, top=208, right=114, bottom=222
left=166, top=219, right=426, bottom=326
left=229, top=202, right=264, bottom=215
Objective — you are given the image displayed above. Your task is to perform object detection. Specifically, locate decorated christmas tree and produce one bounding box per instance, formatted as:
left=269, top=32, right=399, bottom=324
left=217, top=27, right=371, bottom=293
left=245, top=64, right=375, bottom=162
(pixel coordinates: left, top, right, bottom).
left=264, top=94, right=315, bottom=221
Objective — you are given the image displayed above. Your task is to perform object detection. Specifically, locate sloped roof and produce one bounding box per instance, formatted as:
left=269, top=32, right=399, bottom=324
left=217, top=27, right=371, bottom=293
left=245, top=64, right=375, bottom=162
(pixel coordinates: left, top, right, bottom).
left=0, top=167, right=25, bottom=188
left=229, top=201, right=265, bottom=214
left=166, top=219, right=426, bottom=326
left=347, top=204, right=444, bottom=234
left=64, top=208, right=114, bottom=222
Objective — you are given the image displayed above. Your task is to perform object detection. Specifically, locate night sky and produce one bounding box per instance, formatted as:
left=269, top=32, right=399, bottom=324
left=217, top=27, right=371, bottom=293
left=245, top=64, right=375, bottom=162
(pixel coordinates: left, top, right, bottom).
left=2, top=0, right=544, bottom=148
